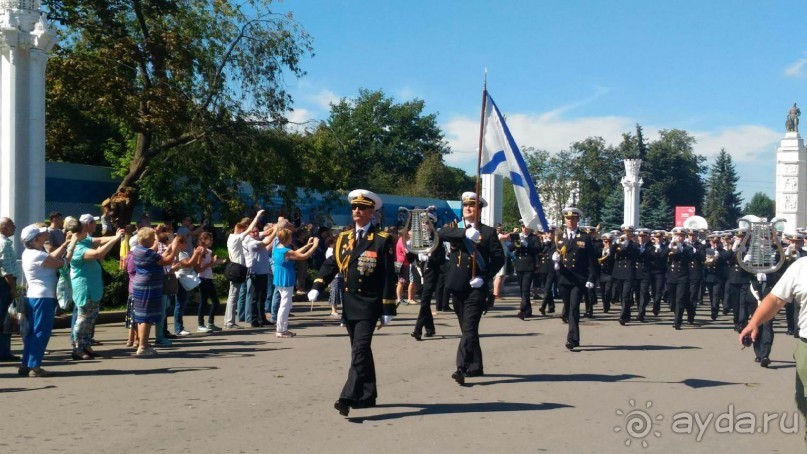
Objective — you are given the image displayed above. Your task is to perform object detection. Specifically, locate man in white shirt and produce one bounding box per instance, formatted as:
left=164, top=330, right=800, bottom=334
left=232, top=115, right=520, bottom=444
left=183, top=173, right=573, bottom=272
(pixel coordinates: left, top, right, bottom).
left=223, top=211, right=263, bottom=329
left=740, top=256, right=807, bottom=443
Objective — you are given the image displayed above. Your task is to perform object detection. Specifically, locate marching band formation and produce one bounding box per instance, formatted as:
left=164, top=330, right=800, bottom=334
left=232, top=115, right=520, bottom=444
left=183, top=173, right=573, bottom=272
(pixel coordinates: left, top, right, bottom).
left=507, top=211, right=806, bottom=366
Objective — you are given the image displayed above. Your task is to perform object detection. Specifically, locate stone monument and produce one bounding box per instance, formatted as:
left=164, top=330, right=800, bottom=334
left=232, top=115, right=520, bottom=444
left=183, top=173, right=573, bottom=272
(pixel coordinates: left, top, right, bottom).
left=622, top=159, right=643, bottom=227
left=776, top=104, right=807, bottom=229
left=0, top=0, right=56, bottom=247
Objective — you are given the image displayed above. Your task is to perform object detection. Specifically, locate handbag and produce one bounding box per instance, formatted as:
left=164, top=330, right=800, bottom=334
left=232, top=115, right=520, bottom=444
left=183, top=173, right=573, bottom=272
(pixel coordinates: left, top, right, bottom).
left=163, top=273, right=179, bottom=295
left=57, top=265, right=73, bottom=311
left=176, top=267, right=201, bottom=291
left=224, top=261, right=248, bottom=283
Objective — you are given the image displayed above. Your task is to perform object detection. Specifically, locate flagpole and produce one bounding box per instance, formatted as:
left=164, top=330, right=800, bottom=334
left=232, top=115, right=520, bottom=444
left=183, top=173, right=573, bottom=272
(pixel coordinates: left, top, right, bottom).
left=472, top=70, right=488, bottom=279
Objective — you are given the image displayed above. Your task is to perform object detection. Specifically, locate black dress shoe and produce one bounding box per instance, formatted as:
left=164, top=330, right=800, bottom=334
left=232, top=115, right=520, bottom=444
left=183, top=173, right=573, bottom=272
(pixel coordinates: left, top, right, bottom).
left=72, top=351, right=92, bottom=361
left=565, top=341, right=576, bottom=351
left=561, top=316, right=568, bottom=324
left=424, top=330, right=435, bottom=338
left=548, top=306, right=556, bottom=314
left=637, top=315, right=645, bottom=322
left=585, top=311, right=594, bottom=318
left=786, top=330, right=794, bottom=336
left=334, top=399, right=351, bottom=416
left=673, top=324, right=682, bottom=330
left=539, top=307, right=546, bottom=316
left=451, top=369, right=465, bottom=385
left=619, top=319, right=626, bottom=326
left=410, top=332, right=422, bottom=341
left=754, top=357, right=761, bottom=363
left=250, top=321, right=261, bottom=328
left=760, top=357, right=771, bottom=368
left=652, top=309, right=659, bottom=316
left=711, top=311, right=718, bottom=321
left=517, top=311, right=525, bottom=320
left=686, top=320, right=695, bottom=326
left=165, top=333, right=178, bottom=339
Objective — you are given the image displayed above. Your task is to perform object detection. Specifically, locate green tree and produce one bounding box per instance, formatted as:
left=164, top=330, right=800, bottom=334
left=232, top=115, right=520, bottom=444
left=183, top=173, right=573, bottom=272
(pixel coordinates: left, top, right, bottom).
left=525, top=148, right=576, bottom=226
left=703, top=149, right=743, bottom=230
left=410, top=154, right=473, bottom=200
left=569, top=137, right=621, bottom=225
left=743, top=192, right=775, bottom=219
left=642, top=129, right=707, bottom=213
left=600, top=189, right=624, bottom=232
left=640, top=188, right=672, bottom=229
left=320, top=88, right=449, bottom=194
left=46, top=0, right=313, bottom=223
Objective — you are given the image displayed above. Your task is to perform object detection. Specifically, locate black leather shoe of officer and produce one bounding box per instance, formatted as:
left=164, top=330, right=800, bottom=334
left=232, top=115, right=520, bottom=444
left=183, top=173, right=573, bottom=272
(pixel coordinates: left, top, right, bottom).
left=673, top=324, right=682, bottom=330
left=619, top=319, right=626, bottom=326
left=334, top=399, right=351, bottom=416
left=565, top=341, right=577, bottom=351
left=410, top=332, right=422, bottom=341
left=517, top=311, right=525, bottom=320
left=539, top=307, right=546, bottom=316
left=786, top=330, right=794, bottom=336
left=711, top=310, right=718, bottom=321
left=652, top=308, right=659, bottom=316
left=561, top=316, right=568, bottom=324
left=760, top=357, right=771, bottom=368
left=451, top=369, right=465, bottom=385
left=637, top=315, right=645, bottom=322
left=548, top=306, right=556, bottom=314
left=754, top=357, right=761, bottom=363
left=424, top=330, right=435, bottom=338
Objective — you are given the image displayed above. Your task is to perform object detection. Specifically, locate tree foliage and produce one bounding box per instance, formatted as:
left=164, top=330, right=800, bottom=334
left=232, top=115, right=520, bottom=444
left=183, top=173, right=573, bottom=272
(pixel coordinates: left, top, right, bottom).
left=703, top=149, right=743, bottom=230
left=641, top=129, right=707, bottom=214
left=568, top=137, right=622, bottom=225
left=311, top=88, right=450, bottom=195
left=46, top=0, right=313, bottom=223
left=743, top=192, right=775, bottom=220
left=525, top=148, right=577, bottom=226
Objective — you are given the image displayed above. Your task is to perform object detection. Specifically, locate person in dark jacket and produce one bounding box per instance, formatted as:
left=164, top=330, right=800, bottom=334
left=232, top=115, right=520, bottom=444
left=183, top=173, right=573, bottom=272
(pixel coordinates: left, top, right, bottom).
left=510, top=220, right=541, bottom=320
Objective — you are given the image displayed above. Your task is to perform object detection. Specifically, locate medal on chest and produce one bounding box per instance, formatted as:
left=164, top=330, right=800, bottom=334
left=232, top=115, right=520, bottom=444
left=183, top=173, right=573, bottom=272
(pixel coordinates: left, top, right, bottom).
left=357, top=250, right=378, bottom=275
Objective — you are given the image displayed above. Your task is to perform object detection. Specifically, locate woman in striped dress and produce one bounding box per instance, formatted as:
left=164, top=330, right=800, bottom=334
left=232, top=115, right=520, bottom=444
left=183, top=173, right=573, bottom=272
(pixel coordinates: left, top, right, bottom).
left=130, top=227, right=181, bottom=356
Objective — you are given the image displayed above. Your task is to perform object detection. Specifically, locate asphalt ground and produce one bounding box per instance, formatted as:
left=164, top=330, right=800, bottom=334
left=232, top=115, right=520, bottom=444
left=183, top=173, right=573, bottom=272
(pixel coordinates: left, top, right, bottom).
left=1, top=283, right=804, bottom=453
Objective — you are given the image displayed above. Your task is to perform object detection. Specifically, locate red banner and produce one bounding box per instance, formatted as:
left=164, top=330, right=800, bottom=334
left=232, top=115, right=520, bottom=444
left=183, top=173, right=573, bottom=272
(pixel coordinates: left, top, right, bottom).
left=675, top=206, right=696, bottom=227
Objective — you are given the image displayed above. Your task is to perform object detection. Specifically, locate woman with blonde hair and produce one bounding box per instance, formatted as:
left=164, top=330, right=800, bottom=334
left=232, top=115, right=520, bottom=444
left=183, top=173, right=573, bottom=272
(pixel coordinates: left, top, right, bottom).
left=273, top=228, right=318, bottom=338
left=130, top=227, right=181, bottom=356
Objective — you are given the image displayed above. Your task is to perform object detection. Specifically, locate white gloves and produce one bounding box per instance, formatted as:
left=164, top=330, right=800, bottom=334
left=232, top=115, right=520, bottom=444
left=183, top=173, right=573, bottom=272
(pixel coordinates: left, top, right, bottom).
left=585, top=281, right=595, bottom=289
left=655, top=244, right=661, bottom=252
left=418, top=253, right=429, bottom=262
left=469, top=277, right=484, bottom=288
left=465, top=226, right=480, bottom=243
left=554, top=263, right=560, bottom=271
left=307, top=289, right=320, bottom=302
left=551, top=251, right=560, bottom=262
left=756, top=273, right=767, bottom=282
left=381, top=315, right=393, bottom=325
left=743, top=254, right=752, bottom=264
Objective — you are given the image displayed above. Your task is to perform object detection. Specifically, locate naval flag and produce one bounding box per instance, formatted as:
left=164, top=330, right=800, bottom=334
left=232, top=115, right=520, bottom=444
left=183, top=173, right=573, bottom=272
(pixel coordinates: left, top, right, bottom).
left=479, top=92, right=548, bottom=231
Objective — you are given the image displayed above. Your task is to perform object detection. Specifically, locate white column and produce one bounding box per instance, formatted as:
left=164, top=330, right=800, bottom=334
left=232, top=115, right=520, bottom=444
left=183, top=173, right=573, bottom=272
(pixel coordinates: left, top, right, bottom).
left=621, top=159, right=643, bottom=227
left=481, top=173, right=502, bottom=228
left=27, top=47, right=45, bottom=223
left=0, top=45, right=19, bottom=222
left=775, top=131, right=807, bottom=229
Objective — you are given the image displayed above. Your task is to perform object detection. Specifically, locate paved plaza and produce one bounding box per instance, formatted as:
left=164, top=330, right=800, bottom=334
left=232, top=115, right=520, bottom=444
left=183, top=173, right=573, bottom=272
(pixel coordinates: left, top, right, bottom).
left=1, top=285, right=804, bottom=453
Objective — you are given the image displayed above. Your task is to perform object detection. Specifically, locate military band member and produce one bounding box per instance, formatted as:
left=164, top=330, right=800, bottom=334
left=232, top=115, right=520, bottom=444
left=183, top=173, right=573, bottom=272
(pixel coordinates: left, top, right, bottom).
left=510, top=220, right=541, bottom=320
left=633, top=229, right=653, bottom=322
left=667, top=227, right=693, bottom=329
left=439, top=192, right=505, bottom=385
left=613, top=225, right=638, bottom=325
left=411, top=212, right=446, bottom=340
left=783, top=233, right=806, bottom=336
left=596, top=233, right=616, bottom=314
left=308, top=189, right=397, bottom=417
left=749, top=244, right=783, bottom=368
left=686, top=230, right=707, bottom=311
left=538, top=228, right=557, bottom=315
left=703, top=234, right=729, bottom=320
left=726, top=229, right=753, bottom=332
left=552, top=207, right=597, bottom=350
left=648, top=230, right=668, bottom=317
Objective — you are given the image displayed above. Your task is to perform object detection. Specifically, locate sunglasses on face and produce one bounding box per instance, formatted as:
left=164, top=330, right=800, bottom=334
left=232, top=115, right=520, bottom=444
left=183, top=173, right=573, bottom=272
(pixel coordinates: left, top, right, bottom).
left=351, top=205, right=371, bottom=211
left=462, top=203, right=476, bottom=207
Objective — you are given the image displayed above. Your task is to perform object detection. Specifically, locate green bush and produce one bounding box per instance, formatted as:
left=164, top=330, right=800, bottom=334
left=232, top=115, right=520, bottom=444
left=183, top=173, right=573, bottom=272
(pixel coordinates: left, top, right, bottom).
left=101, top=258, right=129, bottom=310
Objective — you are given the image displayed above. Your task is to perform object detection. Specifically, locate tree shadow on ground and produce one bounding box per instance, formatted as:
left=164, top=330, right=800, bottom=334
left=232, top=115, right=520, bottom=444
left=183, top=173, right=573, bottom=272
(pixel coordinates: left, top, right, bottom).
left=347, top=401, right=573, bottom=423
left=0, top=385, right=57, bottom=393
left=41, top=366, right=219, bottom=378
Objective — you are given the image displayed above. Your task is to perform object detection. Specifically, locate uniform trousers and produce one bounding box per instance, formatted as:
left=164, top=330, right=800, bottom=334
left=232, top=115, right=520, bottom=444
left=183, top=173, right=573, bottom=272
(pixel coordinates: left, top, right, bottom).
left=453, top=287, right=485, bottom=375
left=726, top=283, right=751, bottom=329
left=668, top=280, right=691, bottom=326
left=616, top=278, right=634, bottom=322
left=414, top=264, right=440, bottom=335
left=541, top=271, right=557, bottom=311
left=786, top=302, right=798, bottom=334
left=651, top=273, right=666, bottom=314
left=599, top=275, right=613, bottom=312
left=704, top=280, right=725, bottom=316
left=435, top=262, right=450, bottom=311
left=635, top=278, right=652, bottom=317
left=560, top=283, right=584, bottom=344
left=341, top=318, right=378, bottom=404
left=689, top=279, right=703, bottom=307
left=516, top=271, right=534, bottom=315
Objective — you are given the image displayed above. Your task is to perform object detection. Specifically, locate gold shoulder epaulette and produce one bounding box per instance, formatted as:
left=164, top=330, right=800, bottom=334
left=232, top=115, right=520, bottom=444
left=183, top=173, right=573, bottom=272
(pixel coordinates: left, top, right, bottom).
left=377, top=231, right=389, bottom=238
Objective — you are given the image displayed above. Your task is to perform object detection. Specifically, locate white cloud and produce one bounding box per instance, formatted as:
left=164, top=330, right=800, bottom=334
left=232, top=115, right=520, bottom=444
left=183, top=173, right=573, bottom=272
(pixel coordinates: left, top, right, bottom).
left=285, top=107, right=317, bottom=133
left=785, top=55, right=807, bottom=78
left=691, top=125, right=780, bottom=162
left=306, top=89, right=340, bottom=111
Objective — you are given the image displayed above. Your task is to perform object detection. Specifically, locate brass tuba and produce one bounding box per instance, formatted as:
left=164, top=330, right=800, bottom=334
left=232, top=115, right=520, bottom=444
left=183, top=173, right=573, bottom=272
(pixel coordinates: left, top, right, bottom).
left=735, top=215, right=786, bottom=274
left=402, top=208, right=439, bottom=254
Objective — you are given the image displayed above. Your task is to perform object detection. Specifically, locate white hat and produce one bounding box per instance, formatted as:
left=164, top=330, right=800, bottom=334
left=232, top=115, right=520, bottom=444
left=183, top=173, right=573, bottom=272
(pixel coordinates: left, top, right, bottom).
left=21, top=224, right=48, bottom=243
left=562, top=207, right=583, bottom=218
left=636, top=228, right=651, bottom=235
left=347, top=189, right=382, bottom=211
left=129, top=236, right=139, bottom=249
left=620, top=224, right=635, bottom=231
left=461, top=192, right=488, bottom=208
left=671, top=227, right=687, bottom=234
left=79, top=214, right=100, bottom=224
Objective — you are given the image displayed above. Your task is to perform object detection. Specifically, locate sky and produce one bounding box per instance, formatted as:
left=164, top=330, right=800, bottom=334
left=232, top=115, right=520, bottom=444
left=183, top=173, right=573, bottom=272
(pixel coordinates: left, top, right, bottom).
left=273, top=0, right=807, bottom=206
